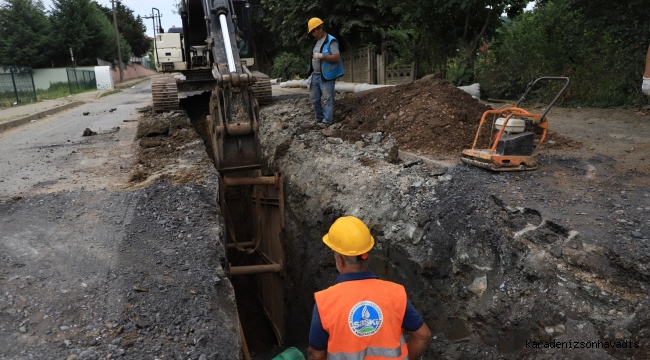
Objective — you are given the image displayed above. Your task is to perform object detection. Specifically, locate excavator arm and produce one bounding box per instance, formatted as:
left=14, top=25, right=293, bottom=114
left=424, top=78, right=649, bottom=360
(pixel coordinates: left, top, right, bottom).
left=152, top=0, right=263, bottom=171
left=203, top=0, right=261, bottom=172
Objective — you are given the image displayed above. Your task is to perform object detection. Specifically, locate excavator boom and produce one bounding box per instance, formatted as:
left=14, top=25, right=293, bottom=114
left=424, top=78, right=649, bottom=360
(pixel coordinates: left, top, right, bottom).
left=152, top=0, right=265, bottom=171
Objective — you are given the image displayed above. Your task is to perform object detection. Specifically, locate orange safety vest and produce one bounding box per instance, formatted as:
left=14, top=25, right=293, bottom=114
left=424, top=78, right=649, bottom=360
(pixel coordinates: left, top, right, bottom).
left=314, top=278, right=409, bottom=360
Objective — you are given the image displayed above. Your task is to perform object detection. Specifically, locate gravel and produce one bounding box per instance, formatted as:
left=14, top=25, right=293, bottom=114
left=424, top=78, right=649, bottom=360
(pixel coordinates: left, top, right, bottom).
left=0, top=113, right=241, bottom=359
left=257, top=96, right=650, bottom=359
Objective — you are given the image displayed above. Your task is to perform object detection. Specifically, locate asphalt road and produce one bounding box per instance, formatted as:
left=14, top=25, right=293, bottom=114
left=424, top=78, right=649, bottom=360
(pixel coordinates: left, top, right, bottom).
left=0, top=82, right=241, bottom=359
left=0, top=83, right=152, bottom=200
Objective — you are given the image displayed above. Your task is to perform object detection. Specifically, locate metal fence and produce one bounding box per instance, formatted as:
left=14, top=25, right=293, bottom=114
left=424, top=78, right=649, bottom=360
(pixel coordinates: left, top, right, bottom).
left=66, top=68, right=96, bottom=93
left=0, top=66, right=36, bottom=105
left=131, top=57, right=157, bottom=71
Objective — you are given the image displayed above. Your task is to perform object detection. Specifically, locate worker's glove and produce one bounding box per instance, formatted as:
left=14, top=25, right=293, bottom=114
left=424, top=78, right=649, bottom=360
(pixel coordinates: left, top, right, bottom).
left=312, top=52, right=323, bottom=60
left=643, top=77, right=650, bottom=96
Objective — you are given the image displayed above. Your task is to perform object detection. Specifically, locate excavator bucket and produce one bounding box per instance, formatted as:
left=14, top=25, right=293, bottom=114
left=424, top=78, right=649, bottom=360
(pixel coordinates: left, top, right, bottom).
left=208, top=86, right=262, bottom=172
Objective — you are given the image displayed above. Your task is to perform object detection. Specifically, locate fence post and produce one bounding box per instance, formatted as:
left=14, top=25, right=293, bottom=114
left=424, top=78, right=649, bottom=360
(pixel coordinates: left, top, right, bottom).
left=368, top=48, right=375, bottom=84
left=66, top=68, right=73, bottom=94
left=73, top=70, right=79, bottom=92
left=350, top=52, right=354, bottom=83
left=381, top=43, right=387, bottom=85
left=29, top=67, right=37, bottom=101
left=9, top=66, right=19, bottom=104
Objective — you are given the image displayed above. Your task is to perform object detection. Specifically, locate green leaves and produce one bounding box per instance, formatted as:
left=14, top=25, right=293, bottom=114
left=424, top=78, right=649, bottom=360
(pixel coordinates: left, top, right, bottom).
left=477, top=0, right=645, bottom=106
left=48, top=0, right=134, bottom=65
left=0, top=0, right=146, bottom=67
left=270, top=52, right=307, bottom=80
left=0, top=0, right=52, bottom=67
left=97, top=1, right=150, bottom=57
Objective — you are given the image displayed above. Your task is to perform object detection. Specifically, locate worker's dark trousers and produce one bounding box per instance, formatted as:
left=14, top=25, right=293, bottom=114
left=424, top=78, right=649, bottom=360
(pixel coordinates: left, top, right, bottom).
left=309, top=73, right=335, bottom=124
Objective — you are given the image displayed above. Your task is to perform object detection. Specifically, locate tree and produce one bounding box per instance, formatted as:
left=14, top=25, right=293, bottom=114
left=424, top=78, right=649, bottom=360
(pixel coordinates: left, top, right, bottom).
left=477, top=0, right=646, bottom=106
left=402, top=0, right=529, bottom=83
left=566, top=0, right=650, bottom=98
left=260, top=0, right=402, bottom=50
left=0, top=0, right=51, bottom=67
left=49, top=0, right=130, bottom=65
left=98, top=1, right=150, bottom=57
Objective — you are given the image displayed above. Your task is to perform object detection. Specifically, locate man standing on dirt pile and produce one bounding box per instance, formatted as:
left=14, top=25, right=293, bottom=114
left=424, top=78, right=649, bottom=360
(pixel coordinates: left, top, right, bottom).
left=308, top=216, right=432, bottom=360
left=307, top=17, right=344, bottom=127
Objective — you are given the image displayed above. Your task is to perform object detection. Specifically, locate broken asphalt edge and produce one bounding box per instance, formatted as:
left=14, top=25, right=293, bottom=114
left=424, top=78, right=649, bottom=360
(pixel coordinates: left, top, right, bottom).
left=397, top=149, right=455, bottom=174
left=0, top=101, right=84, bottom=131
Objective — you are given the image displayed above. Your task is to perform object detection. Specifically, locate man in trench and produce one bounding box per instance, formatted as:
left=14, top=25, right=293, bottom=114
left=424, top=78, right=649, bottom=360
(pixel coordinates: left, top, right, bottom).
left=308, top=216, right=432, bottom=360
left=307, top=17, right=344, bottom=127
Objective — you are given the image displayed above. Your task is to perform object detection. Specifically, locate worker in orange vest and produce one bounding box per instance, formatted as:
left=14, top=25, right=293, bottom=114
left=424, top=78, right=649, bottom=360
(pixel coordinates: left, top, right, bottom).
left=308, top=216, right=432, bottom=360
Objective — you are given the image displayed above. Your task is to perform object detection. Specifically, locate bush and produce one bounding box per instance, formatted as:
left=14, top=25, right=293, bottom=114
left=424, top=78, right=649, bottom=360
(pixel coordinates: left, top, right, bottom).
left=271, top=52, right=307, bottom=81
left=474, top=0, right=645, bottom=107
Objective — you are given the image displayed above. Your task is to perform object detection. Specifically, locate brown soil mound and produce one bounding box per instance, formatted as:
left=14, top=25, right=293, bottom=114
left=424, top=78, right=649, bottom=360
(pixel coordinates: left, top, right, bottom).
left=336, top=76, right=491, bottom=156
left=336, top=76, right=581, bottom=156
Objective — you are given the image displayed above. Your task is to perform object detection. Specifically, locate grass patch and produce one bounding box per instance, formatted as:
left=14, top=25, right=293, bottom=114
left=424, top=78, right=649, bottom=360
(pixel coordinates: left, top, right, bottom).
left=0, top=81, right=95, bottom=108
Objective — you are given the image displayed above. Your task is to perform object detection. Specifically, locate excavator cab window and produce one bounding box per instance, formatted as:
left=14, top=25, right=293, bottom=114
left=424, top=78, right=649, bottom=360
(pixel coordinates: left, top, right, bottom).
left=232, top=1, right=254, bottom=60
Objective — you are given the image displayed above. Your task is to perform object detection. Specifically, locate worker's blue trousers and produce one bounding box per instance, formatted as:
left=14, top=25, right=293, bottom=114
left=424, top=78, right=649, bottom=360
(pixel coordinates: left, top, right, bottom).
left=309, top=73, right=335, bottom=125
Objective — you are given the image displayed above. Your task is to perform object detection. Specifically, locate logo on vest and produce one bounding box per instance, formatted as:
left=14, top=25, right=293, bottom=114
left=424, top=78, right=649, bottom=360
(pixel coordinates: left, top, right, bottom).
left=348, top=301, right=383, bottom=337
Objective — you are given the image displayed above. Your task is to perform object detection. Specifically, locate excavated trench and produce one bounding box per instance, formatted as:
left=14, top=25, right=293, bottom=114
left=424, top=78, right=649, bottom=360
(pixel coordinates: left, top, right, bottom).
left=181, top=93, right=650, bottom=359
left=181, top=93, right=285, bottom=358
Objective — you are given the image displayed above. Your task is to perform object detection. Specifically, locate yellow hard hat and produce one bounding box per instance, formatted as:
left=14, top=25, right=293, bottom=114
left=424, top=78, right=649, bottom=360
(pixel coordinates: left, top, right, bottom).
left=308, top=17, right=324, bottom=33
left=323, top=216, right=375, bottom=256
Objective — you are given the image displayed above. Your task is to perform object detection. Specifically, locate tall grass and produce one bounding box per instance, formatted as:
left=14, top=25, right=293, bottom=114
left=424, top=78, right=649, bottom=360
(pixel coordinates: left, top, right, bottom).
left=0, top=82, right=95, bottom=109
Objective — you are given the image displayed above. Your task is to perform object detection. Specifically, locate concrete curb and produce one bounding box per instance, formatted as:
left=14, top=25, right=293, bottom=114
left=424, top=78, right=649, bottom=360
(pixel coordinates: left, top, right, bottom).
left=0, top=101, right=84, bottom=131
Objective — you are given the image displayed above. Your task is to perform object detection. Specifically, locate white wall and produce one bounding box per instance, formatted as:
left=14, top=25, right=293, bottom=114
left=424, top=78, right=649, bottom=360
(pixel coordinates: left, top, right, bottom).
left=32, top=68, right=68, bottom=90
left=32, top=66, right=114, bottom=91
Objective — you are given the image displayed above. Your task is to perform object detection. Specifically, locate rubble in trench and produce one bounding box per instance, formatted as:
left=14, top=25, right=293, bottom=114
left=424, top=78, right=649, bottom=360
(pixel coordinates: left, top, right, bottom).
left=127, top=107, right=216, bottom=188
left=258, top=81, right=650, bottom=359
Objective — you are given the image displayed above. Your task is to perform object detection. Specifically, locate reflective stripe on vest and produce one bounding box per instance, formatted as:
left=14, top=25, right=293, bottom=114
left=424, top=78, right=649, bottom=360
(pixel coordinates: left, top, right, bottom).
left=314, top=278, right=408, bottom=360
left=327, top=335, right=408, bottom=360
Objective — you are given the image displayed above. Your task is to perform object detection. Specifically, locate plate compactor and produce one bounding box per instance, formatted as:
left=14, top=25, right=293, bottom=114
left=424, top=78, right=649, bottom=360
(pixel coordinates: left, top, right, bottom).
left=461, top=77, right=570, bottom=171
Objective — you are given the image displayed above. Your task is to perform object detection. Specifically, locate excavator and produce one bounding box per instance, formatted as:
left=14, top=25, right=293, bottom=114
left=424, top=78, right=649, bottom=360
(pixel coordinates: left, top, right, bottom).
left=150, top=0, right=288, bottom=353
left=150, top=0, right=272, bottom=172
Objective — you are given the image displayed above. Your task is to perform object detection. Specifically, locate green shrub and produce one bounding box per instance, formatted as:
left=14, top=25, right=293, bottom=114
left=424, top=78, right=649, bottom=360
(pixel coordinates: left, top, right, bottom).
left=474, top=0, right=647, bottom=107
left=271, top=52, right=308, bottom=81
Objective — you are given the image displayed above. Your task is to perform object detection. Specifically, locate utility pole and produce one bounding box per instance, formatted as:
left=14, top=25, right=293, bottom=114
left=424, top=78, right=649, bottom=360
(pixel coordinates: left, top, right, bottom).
left=143, top=12, right=161, bottom=68
left=111, top=0, right=124, bottom=82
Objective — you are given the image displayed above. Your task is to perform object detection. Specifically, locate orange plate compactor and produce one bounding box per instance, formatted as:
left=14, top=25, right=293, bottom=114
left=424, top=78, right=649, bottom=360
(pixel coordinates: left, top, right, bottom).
left=461, top=77, right=570, bottom=171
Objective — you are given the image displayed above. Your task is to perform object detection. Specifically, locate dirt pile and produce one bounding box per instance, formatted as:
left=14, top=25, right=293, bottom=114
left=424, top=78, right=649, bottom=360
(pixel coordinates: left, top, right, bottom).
left=336, top=76, right=581, bottom=156
left=336, top=76, right=491, bottom=156
left=128, top=110, right=215, bottom=187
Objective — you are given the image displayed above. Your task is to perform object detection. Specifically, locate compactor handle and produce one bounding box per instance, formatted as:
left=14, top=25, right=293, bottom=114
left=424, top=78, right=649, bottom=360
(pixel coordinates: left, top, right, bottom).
left=516, top=77, right=570, bottom=124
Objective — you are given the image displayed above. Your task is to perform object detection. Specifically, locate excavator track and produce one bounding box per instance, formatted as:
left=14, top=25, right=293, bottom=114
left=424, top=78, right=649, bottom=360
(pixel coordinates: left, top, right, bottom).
left=250, top=71, right=272, bottom=105
left=151, top=76, right=179, bottom=113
